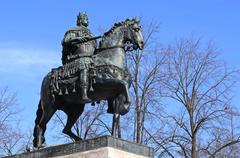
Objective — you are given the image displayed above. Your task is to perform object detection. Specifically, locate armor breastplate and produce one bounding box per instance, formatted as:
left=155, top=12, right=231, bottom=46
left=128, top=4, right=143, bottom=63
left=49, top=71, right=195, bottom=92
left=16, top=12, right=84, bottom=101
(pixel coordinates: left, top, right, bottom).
left=75, top=41, right=96, bottom=56
left=70, top=27, right=96, bottom=55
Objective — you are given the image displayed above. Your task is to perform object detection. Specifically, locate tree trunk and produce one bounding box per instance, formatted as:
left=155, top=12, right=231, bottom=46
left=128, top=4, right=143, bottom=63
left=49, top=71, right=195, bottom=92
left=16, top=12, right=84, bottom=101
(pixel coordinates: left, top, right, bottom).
left=137, top=106, right=141, bottom=143
left=190, top=108, right=197, bottom=158
left=134, top=55, right=141, bottom=144
left=192, top=134, right=197, bottom=158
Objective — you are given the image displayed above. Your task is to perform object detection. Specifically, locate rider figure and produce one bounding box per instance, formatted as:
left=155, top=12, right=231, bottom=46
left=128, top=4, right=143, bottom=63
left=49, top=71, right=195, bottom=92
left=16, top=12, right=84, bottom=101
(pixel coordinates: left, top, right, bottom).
left=61, top=12, right=97, bottom=102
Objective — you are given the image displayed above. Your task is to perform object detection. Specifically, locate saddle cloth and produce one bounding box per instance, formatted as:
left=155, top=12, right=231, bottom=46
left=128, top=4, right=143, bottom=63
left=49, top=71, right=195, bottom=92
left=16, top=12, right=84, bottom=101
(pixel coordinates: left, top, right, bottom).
left=50, top=57, right=93, bottom=95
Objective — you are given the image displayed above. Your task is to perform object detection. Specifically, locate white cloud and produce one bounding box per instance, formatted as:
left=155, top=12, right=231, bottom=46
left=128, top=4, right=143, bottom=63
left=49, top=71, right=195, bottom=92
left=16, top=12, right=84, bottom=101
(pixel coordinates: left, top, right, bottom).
left=0, top=48, right=61, bottom=76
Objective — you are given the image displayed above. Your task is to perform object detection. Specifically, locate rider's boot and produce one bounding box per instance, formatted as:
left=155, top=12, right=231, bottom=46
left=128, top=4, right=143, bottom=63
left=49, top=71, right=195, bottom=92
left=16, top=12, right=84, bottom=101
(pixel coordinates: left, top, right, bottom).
left=81, top=69, right=91, bottom=102
left=82, top=85, right=91, bottom=102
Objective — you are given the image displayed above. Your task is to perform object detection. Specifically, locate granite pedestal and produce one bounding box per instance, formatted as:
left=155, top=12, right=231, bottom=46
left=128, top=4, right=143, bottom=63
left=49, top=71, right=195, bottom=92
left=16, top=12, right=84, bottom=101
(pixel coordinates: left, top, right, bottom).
left=5, top=136, right=153, bottom=158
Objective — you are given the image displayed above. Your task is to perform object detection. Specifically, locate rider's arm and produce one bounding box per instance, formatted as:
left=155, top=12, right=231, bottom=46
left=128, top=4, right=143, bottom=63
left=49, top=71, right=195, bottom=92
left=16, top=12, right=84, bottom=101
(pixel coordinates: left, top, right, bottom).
left=62, top=31, right=89, bottom=45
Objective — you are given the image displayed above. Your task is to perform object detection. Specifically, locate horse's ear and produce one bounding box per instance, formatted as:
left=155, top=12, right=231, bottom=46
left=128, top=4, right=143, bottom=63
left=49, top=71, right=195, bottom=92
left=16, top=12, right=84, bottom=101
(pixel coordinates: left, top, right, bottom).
left=133, top=17, right=140, bottom=23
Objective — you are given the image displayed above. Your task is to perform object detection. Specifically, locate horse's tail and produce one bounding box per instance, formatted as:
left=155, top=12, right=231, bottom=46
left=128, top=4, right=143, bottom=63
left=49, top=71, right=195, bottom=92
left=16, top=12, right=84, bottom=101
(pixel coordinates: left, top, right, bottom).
left=33, top=100, right=43, bottom=145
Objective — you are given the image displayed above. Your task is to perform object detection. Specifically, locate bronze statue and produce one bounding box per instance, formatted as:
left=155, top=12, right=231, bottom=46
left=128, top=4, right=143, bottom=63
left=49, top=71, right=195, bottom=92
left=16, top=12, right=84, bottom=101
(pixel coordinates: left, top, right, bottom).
left=33, top=12, right=144, bottom=148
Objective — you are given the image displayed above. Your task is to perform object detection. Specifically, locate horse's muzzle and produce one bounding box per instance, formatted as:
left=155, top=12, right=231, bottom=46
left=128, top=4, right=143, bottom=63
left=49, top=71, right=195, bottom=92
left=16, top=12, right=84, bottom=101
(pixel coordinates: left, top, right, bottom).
left=138, top=41, right=144, bottom=50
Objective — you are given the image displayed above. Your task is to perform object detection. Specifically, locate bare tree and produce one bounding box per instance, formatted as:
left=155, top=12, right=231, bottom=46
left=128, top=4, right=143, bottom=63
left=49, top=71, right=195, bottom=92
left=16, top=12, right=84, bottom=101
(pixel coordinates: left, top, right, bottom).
left=0, top=87, right=26, bottom=157
left=123, top=20, right=167, bottom=144
left=199, top=109, right=240, bottom=158
left=154, top=37, right=240, bottom=158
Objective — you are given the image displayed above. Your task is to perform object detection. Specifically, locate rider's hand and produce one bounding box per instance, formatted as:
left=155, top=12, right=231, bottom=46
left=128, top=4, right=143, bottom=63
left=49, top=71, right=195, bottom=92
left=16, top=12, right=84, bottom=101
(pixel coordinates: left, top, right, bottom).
left=79, top=37, right=89, bottom=42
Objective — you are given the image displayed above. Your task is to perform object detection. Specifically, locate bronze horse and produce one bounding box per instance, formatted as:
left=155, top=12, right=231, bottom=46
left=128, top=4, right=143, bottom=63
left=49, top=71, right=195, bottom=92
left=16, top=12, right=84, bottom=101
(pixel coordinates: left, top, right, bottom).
left=33, top=19, right=144, bottom=148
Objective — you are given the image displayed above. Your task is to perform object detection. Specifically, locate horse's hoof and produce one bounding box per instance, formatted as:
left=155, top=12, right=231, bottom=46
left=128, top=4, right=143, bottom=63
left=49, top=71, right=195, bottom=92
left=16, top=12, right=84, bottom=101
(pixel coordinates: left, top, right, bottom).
left=33, top=144, right=44, bottom=150
left=33, top=138, right=38, bottom=148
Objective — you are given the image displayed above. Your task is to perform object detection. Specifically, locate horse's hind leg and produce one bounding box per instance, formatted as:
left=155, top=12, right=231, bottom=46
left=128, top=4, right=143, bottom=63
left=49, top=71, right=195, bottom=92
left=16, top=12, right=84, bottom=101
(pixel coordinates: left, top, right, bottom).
left=63, top=104, right=85, bottom=141
left=33, top=100, right=43, bottom=147
left=37, top=103, right=56, bottom=148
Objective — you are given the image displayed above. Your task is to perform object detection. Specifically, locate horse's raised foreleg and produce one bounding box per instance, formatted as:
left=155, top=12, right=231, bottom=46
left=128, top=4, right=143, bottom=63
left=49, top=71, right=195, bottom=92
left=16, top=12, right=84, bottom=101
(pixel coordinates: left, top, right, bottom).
left=117, top=81, right=131, bottom=115
left=122, top=81, right=130, bottom=104
left=102, top=79, right=131, bottom=105
left=63, top=104, right=85, bottom=141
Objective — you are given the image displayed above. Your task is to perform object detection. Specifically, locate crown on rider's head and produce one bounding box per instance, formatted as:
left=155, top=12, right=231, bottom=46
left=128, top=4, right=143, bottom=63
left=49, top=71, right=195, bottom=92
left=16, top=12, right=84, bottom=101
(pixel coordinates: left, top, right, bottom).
left=77, top=12, right=87, bottom=19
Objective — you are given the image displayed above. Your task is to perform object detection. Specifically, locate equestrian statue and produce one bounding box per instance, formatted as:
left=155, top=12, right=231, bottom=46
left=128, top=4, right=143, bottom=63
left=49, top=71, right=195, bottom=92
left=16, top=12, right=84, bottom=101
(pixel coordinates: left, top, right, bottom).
left=33, top=12, right=144, bottom=148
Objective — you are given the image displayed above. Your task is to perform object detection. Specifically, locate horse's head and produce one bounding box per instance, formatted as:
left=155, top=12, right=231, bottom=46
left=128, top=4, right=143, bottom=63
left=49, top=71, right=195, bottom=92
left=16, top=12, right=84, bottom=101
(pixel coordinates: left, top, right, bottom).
left=100, top=18, right=144, bottom=51
left=124, top=19, right=144, bottom=50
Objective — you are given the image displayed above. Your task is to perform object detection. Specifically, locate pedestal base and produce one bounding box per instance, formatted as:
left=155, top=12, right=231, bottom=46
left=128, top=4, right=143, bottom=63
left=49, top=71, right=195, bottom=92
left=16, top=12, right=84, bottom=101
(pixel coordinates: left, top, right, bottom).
left=59, top=147, right=149, bottom=158
left=5, top=136, right=153, bottom=158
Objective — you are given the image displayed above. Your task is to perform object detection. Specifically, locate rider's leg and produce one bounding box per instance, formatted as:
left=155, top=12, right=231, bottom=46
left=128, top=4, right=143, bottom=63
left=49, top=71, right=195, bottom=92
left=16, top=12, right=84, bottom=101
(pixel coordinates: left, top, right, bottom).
left=81, top=69, right=91, bottom=102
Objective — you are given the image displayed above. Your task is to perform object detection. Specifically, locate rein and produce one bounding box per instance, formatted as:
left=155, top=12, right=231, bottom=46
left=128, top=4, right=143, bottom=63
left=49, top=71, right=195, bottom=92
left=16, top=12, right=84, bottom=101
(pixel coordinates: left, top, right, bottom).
left=80, top=36, right=125, bottom=52
left=95, top=45, right=124, bottom=52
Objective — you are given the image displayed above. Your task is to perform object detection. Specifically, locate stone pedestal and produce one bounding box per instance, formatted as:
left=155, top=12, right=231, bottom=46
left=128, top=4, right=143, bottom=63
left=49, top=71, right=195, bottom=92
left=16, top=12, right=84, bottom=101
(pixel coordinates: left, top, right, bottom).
left=5, top=136, right=153, bottom=158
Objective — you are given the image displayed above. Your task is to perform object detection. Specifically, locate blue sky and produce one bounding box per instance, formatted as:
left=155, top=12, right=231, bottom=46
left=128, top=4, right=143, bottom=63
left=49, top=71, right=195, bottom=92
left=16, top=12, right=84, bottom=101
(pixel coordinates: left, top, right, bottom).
left=0, top=0, right=240, bottom=142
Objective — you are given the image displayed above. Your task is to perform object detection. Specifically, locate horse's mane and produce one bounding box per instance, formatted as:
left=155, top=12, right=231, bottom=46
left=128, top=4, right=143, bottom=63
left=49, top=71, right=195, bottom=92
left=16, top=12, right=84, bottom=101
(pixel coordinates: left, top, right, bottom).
left=103, top=18, right=139, bottom=37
